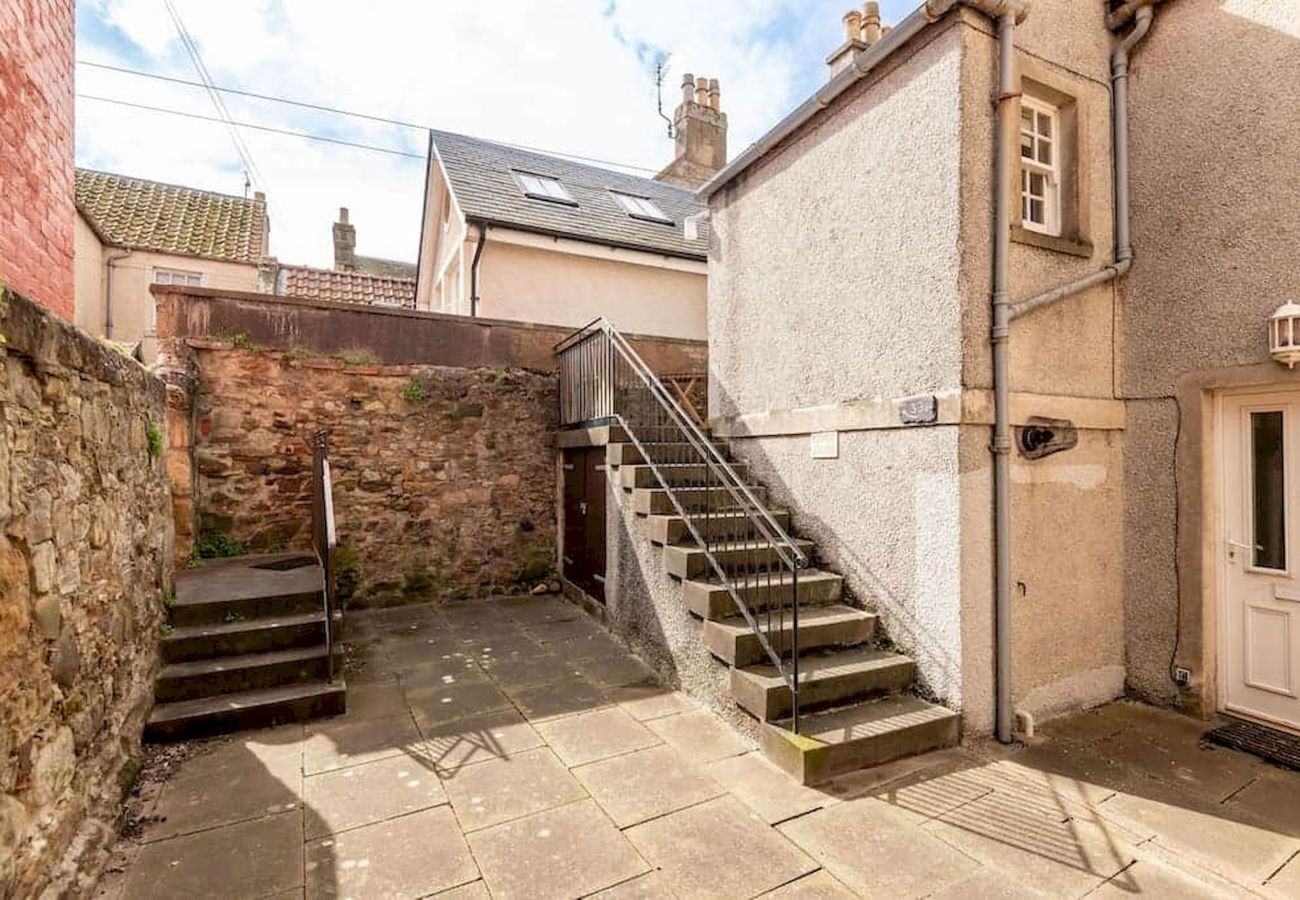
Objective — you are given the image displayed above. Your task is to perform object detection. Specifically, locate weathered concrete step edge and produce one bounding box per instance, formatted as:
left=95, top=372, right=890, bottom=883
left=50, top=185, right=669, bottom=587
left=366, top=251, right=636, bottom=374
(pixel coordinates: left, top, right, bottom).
left=663, top=539, right=815, bottom=579
left=154, top=644, right=340, bottom=703
left=759, top=696, right=960, bottom=785
left=682, top=569, right=843, bottom=620
left=608, top=442, right=732, bottom=467
left=145, top=680, right=346, bottom=742
left=631, top=485, right=768, bottom=516
left=168, top=590, right=323, bottom=627
left=647, top=510, right=792, bottom=547
left=619, top=462, right=751, bottom=490
left=732, top=650, right=916, bottom=721
left=161, top=611, right=327, bottom=663
left=703, top=605, right=877, bottom=667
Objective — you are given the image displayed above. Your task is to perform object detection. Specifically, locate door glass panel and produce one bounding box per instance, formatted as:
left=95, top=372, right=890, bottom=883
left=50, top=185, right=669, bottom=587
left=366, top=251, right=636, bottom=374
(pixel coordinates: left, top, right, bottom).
left=1251, top=410, right=1287, bottom=569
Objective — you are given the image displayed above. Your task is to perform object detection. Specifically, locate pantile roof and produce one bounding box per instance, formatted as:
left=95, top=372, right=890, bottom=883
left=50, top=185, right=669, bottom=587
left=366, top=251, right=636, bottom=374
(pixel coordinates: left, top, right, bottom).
left=75, top=168, right=267, bottom=264
left=430, top=130, right=708, bottom=260
left=278, top=264, right=415, bottom=308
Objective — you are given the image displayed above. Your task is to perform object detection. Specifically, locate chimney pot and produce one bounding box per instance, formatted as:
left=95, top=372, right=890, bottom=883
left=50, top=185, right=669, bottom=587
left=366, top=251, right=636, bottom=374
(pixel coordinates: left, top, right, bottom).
left=862, top=1, right=883, bottom=44
left=707, top=78, right=720, bottom=111
left=332, top=208, right=356, bottom=271
left=843, top=9, right=863, bottom=42
left=338, top=207, right=349, bottom=224
left=681, top=73, right=695, bottom=104
left=253, top=190, right=266, bottom=203
left=656, top=71, right=727, bottom=190
left=695, top=76, right=709, bottom=106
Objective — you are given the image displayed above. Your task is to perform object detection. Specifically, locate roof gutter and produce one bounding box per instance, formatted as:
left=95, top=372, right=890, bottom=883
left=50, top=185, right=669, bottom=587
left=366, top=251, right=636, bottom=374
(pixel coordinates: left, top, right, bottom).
left=696, top=0, right=1029, bottom=200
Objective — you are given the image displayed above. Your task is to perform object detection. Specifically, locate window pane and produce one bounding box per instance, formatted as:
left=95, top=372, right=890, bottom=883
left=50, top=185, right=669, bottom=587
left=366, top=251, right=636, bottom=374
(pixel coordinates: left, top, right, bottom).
left=1029, top=172, right=1046, bottom=196
left=1021, top=108, right=1033, bottom=129
left=1037, top=111, right=1052, bottom=138
left=1252, top=410, right=1287, bottom=569
left=1037, top=139, right=1052, bottom=166
left=186, top=274, right=202, bottom=285
left=1020, top=134, right=1033, bottom=159
left=1029, top=199, right=1044, bottom=223
left=154, top=271, right=171, bottom=284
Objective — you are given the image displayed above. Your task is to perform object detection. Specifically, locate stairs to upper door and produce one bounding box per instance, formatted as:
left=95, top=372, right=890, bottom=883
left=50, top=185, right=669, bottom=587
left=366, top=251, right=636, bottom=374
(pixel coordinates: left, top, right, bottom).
left=146, top=552, right=346, bottom=741
left=610, top=435, right=959, bottom=785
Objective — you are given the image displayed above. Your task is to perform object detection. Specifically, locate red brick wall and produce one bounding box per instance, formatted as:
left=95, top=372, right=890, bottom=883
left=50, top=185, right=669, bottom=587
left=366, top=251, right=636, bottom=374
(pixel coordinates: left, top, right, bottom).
left=0, top=0, right=75, bottom=320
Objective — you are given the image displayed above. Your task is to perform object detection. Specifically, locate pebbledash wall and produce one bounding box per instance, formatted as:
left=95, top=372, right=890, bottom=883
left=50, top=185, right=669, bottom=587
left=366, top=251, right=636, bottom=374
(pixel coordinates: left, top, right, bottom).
left=0, top=288, right=172, bottom=896
left=156, top=287, right=706, bottom=607
left=0, top=0, right=75, bottom=319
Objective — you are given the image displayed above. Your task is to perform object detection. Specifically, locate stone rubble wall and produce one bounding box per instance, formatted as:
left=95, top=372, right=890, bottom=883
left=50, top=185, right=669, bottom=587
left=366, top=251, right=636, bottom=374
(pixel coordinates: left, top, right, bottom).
left=167, top=340, right=559, bottom=607
left=0, top=288, right=172, bottom=896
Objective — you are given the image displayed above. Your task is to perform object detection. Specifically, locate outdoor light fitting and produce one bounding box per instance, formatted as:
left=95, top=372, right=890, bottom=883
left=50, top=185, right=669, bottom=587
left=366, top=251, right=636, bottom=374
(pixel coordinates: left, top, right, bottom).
left=1269, top=301, right=1300, bottom=368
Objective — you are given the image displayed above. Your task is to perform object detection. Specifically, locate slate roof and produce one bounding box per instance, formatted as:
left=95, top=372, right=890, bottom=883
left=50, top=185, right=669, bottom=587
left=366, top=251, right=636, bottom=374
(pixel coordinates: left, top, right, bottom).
left=355, top=255, right=417, bottom=280
left=430, top=130, right=708, bottom=260
left=278, top=264, right=415, bottom=308
left=75, top=168, right=267, bottom=264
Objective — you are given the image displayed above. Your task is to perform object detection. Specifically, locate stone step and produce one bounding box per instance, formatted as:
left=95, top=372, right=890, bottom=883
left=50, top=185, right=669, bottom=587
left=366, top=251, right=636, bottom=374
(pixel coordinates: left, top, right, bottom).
left=631, top=485, right=768, bottom=516
left=647, top=509, right=793, bottom=547
left=145, top=680, right=347, bottom=742
left=618, top=462, right=751, bottom=490
left=682, top=569, right=843, bottom=620
left=154, top=644, right=340, bottom=702
left=732, top=647, right=916, bottom=722
left=161, top=611, right=327, bottom=663
left=663, top=538, right=815, bottom=580
left=759, top=695, right=960, bottom=785
left=609, top=442, right=722, bottom=467
left=703, top=604, right=877, bottom=667
left=168, top=588, right=323, bottom=628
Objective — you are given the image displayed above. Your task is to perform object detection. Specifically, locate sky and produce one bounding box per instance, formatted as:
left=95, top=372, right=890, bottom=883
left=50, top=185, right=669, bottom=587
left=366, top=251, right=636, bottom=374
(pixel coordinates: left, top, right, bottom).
left=75, top=0, right=916, bottom=268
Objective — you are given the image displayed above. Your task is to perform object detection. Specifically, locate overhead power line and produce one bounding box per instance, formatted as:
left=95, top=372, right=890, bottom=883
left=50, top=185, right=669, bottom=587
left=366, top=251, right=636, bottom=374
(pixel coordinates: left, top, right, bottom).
left=161, top=0, right=266, bottom=193
left=76, top=59, right=660, bottom=175
left=77, top=94, right=425, bottom=159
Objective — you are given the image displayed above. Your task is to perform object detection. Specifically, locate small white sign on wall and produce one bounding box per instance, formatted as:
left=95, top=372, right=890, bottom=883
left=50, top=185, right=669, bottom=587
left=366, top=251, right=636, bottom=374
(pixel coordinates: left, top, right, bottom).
left=810, top=431, right=839, bottom=459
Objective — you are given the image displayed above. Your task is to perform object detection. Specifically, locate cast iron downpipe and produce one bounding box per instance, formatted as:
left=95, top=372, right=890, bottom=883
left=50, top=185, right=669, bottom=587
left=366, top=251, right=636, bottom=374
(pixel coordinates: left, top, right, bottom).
left=992, top=4, right=1156, bottom=742
left=469, top=219, right=487, bottom=317
left=105, top=248, right=132, bottom=339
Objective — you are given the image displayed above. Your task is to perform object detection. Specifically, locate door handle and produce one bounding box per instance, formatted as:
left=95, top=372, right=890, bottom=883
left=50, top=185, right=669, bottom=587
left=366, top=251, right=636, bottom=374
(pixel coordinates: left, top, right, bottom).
left=1226, top=538, right=1262, bottom=561
left=579, top=502, right=588, bottom=515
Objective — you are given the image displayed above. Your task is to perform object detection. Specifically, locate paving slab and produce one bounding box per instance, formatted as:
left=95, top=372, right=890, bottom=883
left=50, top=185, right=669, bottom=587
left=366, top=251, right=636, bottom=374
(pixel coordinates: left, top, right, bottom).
left=922, top=791, right=1138, bottom=896
left=780, top=797, right=978, bottom=898
left=606, top=683, right=699, bottom=722
left=430, top=880, right=491, bottom=899
left=386, top=635, right=465, bottom=669
left=467, top=799, right=649, bottom=900
left=439, top=747, right=587, bottom=832
left=1096, top=790, right=1300, bottom=886
left=392, top=652, right=485, bottom=690
left=303, top=713, right=424, bottom=775
left=575, top=652, right=658, bottom=688
left=501, top=597, right=582, bottom=626
left=419, top=707, right=546, bottom=775
left=506, top=672, right=610, bottom=721
left=336, top=681, right=408, bottom=721
left=573, top=744, right=725, bottom=827
left=405, top=679, right=513, bottom=729
left=587, top=871, right=675, bottom=898
left=304, top=806, right=478, bottom=899
left=480, top=650, right=586, bottom=690
left=1091, top=858, right=1242, bottom=899
left=142, top=751, right=303, bottom=842
left=173, top=723, right=305, bottom=784
left=1264, top=853, right=1300, bottom=899
left=535, top=706, right=662, bottom=767
left=645, top=709, right=753, bottom=765
left=760, top=869, right=858, bottom=898
left=303, top=753, right=447, bottom=839
left=706, top=752, right=834, bottom=825
left=921, top=868, right=1051, bottom=899
left=626, top=795, right=817, bottom=899
left=1223, top=769, right=1300, bottom=836
left=125, top=810, right=303, bottom=900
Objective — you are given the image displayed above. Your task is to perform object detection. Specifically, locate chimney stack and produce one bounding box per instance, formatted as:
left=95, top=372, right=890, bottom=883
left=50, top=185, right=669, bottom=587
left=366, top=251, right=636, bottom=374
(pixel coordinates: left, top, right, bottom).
left=654, top=72, right=728, bottom=191
left=333, top=206, right=356, bottom=271
left=827, top=3, right=890, bottom=78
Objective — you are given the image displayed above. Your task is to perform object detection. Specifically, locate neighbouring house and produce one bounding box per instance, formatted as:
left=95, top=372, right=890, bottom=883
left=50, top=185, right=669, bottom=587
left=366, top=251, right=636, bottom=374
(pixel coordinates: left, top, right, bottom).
left=330, top=205, right=417, bottom=280
left=413, top=74, right=723, bottom=339
left=682, top=0, right=1300, bottom=745
left=74, top=168, right=270, bottom=360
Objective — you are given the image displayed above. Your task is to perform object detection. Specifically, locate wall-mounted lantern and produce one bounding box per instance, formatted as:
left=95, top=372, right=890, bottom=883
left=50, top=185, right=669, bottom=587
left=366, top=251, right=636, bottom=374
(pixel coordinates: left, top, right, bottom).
left=1270, top=302, right=1300, bottom=369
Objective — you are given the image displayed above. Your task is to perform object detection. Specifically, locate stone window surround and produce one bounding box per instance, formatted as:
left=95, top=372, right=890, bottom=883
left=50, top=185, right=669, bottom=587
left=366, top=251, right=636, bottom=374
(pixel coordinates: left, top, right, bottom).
left=1011, top=58, right=1095, bottom=259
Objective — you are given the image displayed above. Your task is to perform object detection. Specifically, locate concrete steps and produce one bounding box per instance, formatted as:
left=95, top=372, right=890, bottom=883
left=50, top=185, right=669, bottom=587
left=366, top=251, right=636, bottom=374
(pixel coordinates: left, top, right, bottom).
left=647, top=510, right=793, bottom=547
left=148, top=553, right=346, bottom=742
left=631, top=484, right=768, bottom=516
left=619, top=462, right=750, bottom=490
left=702, top=604, right=877, bottom=667
left=605, top=436, right=960, bottom=783
left=759, top=695, right=960, bottom=785
left=682, top=569, right=843, bottom=620
left=145, top=681, right=347, bottom=742
left=732, top=647, right=915, bottom=722
left=663, top=538, right=815, bottom=580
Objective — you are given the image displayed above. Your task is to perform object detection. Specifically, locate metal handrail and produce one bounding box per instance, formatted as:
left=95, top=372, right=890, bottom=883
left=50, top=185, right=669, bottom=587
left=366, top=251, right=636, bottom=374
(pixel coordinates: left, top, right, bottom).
left=309, top=428, right=336, bottom=680
left=557, top=318, right=806, bottom=731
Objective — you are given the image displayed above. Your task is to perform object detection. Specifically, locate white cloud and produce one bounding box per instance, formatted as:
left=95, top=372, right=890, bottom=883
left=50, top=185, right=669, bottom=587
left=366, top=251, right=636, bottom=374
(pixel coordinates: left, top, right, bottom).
left=76, top=0, right=910, bottom=267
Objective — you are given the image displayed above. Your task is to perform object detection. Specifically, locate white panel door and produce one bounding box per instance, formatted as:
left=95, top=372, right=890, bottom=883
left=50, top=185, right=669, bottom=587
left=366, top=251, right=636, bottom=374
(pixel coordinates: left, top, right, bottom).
left=1223, top=392, right=1300, bottom=732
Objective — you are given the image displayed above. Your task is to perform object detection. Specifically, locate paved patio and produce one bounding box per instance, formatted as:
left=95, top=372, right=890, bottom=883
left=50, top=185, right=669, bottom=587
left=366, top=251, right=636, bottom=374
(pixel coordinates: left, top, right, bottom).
left=98, top=594, right=1300, bottom=899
